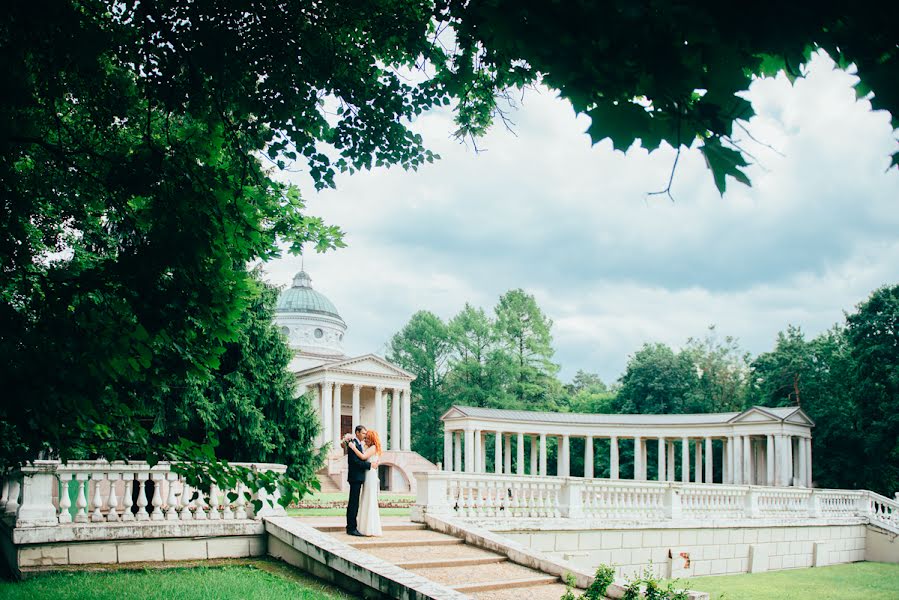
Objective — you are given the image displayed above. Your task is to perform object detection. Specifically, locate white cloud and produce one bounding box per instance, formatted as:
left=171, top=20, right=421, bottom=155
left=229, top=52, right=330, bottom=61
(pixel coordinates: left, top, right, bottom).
left=266, top=52, right=899, bottom=382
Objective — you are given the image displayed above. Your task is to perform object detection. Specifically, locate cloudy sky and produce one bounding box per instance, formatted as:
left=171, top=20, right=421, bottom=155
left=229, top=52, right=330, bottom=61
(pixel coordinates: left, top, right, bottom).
left=264, top=52, right=899, bottom=383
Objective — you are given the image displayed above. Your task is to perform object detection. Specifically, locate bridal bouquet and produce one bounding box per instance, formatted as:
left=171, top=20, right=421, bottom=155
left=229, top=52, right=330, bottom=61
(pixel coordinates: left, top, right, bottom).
left=340, top=433, right=354, bottom=450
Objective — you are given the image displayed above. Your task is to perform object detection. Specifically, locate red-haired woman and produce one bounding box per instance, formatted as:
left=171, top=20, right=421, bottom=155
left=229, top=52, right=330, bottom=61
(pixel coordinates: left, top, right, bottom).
left=349, top=429, right=383, bottom=536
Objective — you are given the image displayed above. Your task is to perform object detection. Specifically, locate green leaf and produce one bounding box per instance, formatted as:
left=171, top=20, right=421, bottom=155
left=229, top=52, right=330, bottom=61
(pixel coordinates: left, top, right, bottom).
left=699, top=138, right=751, bottom=196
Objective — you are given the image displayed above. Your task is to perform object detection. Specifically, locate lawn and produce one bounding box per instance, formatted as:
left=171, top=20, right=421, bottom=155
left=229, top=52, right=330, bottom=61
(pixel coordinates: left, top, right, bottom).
left=681, top=562, right=899, bottom=600
left=0, top=561, right=349, bottom=600
left=289, top=491, right=414, bottom=517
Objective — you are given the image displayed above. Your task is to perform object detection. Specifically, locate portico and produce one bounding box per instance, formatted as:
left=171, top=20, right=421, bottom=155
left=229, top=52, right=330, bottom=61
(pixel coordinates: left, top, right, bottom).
left=441, top=405, right=814, bottom=487
left=273, top=269, right=436, bottom=492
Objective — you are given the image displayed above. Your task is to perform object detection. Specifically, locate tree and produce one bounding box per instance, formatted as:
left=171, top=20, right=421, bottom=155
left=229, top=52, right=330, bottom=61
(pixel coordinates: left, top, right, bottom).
left=1, top=0, right=445, bottom=475
left=147, top=273, right=325, bottom=487
left=445, top=304, right=505, bottom=408
left=846, top=285, right=899, bottom=494
left=684, top=326, right=750, bottom=412
left=386, top=311, right=453, bottom=464
left=439, top=1, right=899, bottom=193
left=494, top=289, right=561, bottom=409
left=615, top=343, right=701, bottom=414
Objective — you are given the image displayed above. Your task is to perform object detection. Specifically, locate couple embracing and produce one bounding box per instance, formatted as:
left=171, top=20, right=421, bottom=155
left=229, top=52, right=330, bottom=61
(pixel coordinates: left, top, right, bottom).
left=342, top=425, right=383, bottom=537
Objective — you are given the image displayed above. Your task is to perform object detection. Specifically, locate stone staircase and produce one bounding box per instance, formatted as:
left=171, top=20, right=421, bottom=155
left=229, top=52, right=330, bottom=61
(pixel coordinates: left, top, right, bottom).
left=315, top=472, right=342, bottom=493
left=310, top=519, right=571, bottom=599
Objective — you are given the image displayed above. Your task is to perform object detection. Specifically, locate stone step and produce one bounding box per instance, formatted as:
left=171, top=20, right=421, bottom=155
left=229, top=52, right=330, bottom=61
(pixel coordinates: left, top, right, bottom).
left=365, top=541, right=502, bottom=564
left=314, top=523, right=426, bottom=533
left=350, top=537, right=464, bottom=549
left=470, top=582, right=572, bottom=600
left=451, top=576, right=561, bottom=594
left=394, top=555, right=507, bottom=569
left=410, top=560, right=557, bottom=590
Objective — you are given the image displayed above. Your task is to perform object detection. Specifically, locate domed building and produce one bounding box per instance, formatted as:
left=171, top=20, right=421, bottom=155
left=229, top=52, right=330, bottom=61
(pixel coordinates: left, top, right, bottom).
left=274, top=270, right=436, bottom=493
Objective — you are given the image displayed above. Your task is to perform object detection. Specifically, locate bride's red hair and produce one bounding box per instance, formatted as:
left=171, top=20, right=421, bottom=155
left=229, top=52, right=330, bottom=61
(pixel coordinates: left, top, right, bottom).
left=365, top=430, right=383, bottom=456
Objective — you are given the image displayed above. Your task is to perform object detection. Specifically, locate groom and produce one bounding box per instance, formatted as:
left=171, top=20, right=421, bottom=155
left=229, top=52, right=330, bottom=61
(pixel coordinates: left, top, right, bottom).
left=346, top=424, right=371, bottom=536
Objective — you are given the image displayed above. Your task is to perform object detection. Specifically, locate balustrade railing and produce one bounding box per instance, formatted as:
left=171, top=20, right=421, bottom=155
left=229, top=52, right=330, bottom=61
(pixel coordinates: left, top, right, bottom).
left=413, top=471, right=899, bottom=530
left=1, top=460, right=288, bottom=528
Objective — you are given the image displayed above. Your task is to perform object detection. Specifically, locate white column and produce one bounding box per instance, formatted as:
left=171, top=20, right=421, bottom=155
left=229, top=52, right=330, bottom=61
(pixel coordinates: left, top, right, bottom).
left=610, top=436, right=619, bottom=480
left=390, top=388, right=401, bottom=451
left=560, top=435, right=570, bottom=477
left=495, top=431, right=503, bottom=475
left=321, top=382, right=333, bottom=449
left=314, top=385, right=324, bottom=447
left=454, top=432, right=462, bottom=472
left=681, top=437, right=690, bottom=483
left=695, top=440, right=703, bottom=484
left=705, top=437, right=713, bottom=483
left=657, top=438, right=666, bottom=481
left=633, top=436, right=643, bottom=480
left=806, top=437, right=813, bottom=487
left=517, top=433, right=525, bottom=476
left=797, top=436, right=808, bottom=487
left=504, top=434, right=512, bottom=474
left=351, top=384, right=361, bottom=429
left=479, top=432, right=487, bottom=473
left=332, top=383, right=342, bottom=447
left=742, top=435, right=752, bottom=485
left=733, top=435, right=743, bottom=484
left=444, top=429, right=453, bottom=471
left=766, top=435, right=775, bottom=486
left=402, top=388, right=412, bottom=451
left=539, top=434, right=548, bottom=476
left=530, top=435, right=538, bottom=475
left=786, top=436, right=795, bottom=486
left=464, top=429, right=474, bottom=473
left=374, top=386, right=385, bottom=439
left=474, top=430, right=483, bottom=472
left=667, top=440, right=675, bottom=481
left=585, top=436, right=594, bottom=479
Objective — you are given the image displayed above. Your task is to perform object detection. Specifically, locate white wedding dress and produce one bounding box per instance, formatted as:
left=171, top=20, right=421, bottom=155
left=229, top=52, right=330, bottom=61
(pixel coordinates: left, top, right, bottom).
left=357, top=454, right=382, bottom=536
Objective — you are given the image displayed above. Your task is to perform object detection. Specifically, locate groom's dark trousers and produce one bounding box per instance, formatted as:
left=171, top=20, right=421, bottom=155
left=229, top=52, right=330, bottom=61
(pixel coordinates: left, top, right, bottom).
left=346, top=438, right=371, bottom=533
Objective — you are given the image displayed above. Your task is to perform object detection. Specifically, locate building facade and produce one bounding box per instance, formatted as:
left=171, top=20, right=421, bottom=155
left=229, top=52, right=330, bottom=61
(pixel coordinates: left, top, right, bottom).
left=274, top=270, right=436, bottom=492
left=441, top=405, right=815, bottom=487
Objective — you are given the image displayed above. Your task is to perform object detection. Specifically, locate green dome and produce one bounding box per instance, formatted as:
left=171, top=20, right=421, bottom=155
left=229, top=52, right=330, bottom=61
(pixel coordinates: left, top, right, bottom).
left=276, top=271, right=343, bottom=321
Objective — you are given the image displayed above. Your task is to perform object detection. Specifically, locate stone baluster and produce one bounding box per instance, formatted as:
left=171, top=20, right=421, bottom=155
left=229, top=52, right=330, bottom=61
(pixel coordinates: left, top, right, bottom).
left=208, top=484, right=221, bottom=520
left=106, top=473, right=120, bottom=522
left=234, top=483, right=247, bottom=520
left=222, top=485, right=234, bottom=520
left=91, top=475, right=106, bottom=522
left=180, top=483, right=193, bottom=520
left=165, top=474, right=180, bottom=521
left=4, top=476, right=20, bottom=515
left=135, top=474, right=150, bottom=521
left=0, top=479, right=7, bottom=509
left=150, top=474, right=164, bottom=521
left=74, top=474, right=89, bottom=523
left=121, top=477, right=135, bottom=521
left=58, top=475, right=72, bottom=524
left=194, top=487, right=208, bottom=520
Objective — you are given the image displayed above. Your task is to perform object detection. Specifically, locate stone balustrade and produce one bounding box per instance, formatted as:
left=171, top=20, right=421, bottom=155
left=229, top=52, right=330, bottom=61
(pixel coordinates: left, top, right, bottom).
left=413, top=471, right=899, bottom=531
left=0, top=460, right=288, bottom=529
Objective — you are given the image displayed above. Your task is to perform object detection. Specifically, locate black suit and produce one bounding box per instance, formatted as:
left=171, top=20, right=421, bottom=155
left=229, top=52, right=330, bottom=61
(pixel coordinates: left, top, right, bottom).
left=346, top=438, right=371, bottom=533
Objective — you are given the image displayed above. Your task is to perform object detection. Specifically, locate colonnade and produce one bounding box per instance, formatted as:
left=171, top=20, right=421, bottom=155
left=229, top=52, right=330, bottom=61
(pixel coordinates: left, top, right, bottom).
left=312, top=382, right=411, bottom=452
left=442, top=429, right=813, bottom=487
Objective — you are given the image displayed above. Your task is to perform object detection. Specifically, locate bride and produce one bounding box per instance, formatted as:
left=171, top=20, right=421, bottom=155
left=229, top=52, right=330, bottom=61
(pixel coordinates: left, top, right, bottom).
left=349, top=429, right=383, bottom=536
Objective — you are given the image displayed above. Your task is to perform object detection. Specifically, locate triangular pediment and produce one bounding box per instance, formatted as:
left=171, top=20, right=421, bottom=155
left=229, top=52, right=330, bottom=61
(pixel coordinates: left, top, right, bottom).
left=728, top=406, right=782, bottom=424
left=441, top=406, right=469, bottom=421
left=323, top=354, right=415, bottom=380
left=785, top=409, right=815, bottom=427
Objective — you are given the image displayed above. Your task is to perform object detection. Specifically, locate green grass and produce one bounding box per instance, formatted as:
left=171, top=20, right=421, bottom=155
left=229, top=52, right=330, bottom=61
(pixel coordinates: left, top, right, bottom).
left=289, top=491, right=414, bottom=516
left=0, top=562, right=349, bottom=600
left=681, top=562, right=899, bottom=600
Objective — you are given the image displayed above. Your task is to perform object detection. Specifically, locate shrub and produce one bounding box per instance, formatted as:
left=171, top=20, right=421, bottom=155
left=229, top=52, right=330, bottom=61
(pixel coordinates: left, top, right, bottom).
left=583, top=564, right=616, bottom=600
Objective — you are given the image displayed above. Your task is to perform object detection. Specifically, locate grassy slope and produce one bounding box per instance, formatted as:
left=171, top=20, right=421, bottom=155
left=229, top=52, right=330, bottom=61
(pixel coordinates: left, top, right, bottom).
left=682, top=562, right=899, bottom=600
left=0, top=563, right=349, bottom=600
